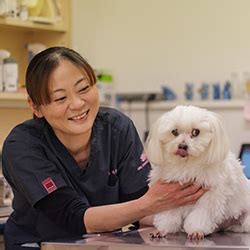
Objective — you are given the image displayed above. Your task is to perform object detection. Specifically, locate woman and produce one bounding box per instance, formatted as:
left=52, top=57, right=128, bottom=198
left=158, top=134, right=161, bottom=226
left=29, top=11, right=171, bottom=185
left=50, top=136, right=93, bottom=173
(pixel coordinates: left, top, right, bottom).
left=2, top=47, right=205, bottom=249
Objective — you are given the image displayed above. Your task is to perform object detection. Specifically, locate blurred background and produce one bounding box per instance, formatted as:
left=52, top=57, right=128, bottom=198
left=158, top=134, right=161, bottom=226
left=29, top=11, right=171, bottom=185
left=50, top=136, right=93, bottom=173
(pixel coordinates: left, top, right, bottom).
left=1, top=0, right=250, bottom=154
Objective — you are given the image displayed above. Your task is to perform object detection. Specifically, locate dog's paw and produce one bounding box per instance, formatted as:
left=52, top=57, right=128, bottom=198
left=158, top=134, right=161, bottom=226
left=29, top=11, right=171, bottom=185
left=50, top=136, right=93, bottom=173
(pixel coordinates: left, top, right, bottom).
left=150, top=231, right=167, bottom=239
left=188, top=231, right=204, bottom=241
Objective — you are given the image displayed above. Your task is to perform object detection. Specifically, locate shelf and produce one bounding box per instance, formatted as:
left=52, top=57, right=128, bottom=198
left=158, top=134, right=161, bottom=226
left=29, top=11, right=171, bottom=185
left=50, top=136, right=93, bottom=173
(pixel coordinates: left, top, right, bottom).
left=0, top=17, right=66, bottom=32
left=0, top=92, right=245, bottom=110
left=0, top=92, right=113, bottom=109
left=119, top=99, right=245, bottom=111
left=0, top=92, right=28, bottom=109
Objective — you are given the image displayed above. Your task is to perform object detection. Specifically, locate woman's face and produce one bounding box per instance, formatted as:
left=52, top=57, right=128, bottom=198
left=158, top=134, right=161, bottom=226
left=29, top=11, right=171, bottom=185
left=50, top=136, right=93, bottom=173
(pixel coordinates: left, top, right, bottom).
left=32, top=59, right=99, bottom=142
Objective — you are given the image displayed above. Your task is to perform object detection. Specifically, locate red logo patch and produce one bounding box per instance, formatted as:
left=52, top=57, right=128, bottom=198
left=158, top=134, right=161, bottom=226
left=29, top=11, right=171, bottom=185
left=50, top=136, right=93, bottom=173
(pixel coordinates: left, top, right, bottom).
left=42, top=177, right=57, bottom=193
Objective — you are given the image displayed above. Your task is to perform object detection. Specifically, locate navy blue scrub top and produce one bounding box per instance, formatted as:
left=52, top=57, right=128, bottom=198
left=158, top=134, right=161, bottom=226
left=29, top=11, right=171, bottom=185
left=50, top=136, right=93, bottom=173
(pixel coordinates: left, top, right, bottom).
left=2, top=107, right=151, bottom=246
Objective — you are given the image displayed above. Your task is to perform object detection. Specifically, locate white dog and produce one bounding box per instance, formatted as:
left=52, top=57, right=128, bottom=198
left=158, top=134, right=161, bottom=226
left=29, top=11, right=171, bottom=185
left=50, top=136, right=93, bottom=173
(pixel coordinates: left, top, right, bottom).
left=145, top=105, right=250, bottom=240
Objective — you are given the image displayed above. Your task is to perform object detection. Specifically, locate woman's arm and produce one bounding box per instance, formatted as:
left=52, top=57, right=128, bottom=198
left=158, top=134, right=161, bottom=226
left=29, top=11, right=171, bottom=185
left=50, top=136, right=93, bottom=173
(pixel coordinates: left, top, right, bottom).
left=139, top=215, right=154, bottom=226
left=84, top=181, right=205, bottom=233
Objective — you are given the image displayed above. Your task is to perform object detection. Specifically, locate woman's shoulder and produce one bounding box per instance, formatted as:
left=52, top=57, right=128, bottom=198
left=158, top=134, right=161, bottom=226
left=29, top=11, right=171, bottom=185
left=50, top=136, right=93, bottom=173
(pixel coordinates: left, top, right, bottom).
left=4, top=118, right=48, bottom=146
left=97, top=107, right=133, bottom=129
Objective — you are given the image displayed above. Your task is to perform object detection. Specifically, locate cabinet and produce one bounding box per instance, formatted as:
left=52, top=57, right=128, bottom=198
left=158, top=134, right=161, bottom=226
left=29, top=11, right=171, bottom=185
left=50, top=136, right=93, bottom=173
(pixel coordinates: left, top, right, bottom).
left=0, top=0, right=72, bottom=149
left=0, top=0, right=71, bottom=86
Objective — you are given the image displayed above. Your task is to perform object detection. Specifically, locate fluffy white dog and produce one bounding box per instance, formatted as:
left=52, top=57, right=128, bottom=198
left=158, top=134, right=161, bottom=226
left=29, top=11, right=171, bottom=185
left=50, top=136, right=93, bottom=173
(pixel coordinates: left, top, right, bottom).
left=145, top=105, right=250, bottom=240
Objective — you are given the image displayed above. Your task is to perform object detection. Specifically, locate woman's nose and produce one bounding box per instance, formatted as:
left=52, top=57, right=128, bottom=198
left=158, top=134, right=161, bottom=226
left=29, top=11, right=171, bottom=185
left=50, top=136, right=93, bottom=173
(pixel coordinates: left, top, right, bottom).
left=69, top=95, right=85, bottom=109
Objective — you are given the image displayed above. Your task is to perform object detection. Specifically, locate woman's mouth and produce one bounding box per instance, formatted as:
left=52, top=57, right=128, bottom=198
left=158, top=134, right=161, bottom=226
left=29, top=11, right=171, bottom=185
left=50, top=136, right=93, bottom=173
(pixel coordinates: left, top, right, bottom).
left=69, top=110, right=89, bottom=121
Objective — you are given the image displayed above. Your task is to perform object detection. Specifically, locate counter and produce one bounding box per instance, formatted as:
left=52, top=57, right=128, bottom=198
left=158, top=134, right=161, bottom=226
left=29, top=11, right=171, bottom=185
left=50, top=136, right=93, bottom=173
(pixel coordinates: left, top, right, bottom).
left=41, top=227, right=250, bottom=250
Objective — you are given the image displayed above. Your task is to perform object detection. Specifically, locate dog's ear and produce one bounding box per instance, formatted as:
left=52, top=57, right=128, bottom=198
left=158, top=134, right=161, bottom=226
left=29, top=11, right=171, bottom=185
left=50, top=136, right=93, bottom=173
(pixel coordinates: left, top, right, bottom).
left=206, top=112, right=230, bottom=164
left=145, top=118, right=165, bottom=167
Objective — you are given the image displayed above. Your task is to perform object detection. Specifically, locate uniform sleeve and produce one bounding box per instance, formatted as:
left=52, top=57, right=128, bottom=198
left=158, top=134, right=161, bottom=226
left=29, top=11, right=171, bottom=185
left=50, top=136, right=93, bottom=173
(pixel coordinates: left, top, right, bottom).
left=35, top=186, right=90, bottom=235
left=116, top=119, right=151, bottom=199
left=2, top=141, right=67, bottom=206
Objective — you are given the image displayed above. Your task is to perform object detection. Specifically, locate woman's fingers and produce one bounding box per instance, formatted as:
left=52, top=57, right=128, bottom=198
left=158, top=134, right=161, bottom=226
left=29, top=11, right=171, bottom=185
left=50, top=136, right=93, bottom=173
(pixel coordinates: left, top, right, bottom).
left=176, top=185, right=207, bottom=206
left=158, top=181, right=193, bottom=193
left=182, top=184, right=203, bottom=197
left=146, top=181, right=207, bottom=213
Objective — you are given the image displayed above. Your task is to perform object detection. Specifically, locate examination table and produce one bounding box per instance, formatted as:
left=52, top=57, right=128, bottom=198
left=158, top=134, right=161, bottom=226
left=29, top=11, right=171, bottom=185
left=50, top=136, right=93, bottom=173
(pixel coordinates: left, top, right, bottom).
left=41, top=226, right=250, bottom=250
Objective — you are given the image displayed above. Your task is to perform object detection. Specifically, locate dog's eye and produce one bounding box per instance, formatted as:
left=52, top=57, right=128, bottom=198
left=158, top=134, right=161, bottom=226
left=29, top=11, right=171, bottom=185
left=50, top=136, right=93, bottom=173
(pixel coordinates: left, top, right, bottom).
left=191, top=129, right=200, bottom=137
left=171, top=129, right=179, bottom=136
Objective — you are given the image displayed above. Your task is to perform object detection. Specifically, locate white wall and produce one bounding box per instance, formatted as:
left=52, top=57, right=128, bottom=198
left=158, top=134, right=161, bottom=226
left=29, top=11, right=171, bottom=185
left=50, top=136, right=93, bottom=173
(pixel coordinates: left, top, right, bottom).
left=72, top=0, right=250, bottom=154
left=72, top=0, right=250, bottom=96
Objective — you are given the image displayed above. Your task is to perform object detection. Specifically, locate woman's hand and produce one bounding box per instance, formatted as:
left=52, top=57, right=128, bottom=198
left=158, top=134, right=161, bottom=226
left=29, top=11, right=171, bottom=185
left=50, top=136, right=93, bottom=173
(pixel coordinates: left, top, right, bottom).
left=84, top=181, right=206, bottom=233
left=138, top=181, right=207, bottom=216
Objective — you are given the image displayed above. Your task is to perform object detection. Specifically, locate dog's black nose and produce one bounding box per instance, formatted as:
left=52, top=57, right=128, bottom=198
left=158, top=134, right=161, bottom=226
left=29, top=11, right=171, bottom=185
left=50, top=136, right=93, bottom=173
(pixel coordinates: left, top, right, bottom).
left=178, top=143, right=188, bottom=150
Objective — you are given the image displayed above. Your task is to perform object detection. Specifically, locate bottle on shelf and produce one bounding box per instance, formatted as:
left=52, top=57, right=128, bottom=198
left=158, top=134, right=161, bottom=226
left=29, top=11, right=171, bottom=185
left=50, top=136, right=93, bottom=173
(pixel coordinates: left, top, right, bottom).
left=231, top=72, right=244, bottom=99
left=0, top=49, right=11, bottom=92
left=243, top=71, right=250, bottom=99
left=96, top=70, right=115, bottom=107
left=3, top=57, right=18, bottom=92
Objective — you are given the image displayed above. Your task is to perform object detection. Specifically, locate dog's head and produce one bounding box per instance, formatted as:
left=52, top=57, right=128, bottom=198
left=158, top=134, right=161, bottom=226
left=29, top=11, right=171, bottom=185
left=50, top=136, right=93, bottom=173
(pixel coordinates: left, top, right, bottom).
left=145, top=105, right=229, bottom=167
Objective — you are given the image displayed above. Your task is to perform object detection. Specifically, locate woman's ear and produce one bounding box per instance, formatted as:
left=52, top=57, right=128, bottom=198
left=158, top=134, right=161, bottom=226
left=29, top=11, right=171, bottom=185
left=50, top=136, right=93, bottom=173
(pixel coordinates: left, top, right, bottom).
left=28, top=97, right=43, bottom=118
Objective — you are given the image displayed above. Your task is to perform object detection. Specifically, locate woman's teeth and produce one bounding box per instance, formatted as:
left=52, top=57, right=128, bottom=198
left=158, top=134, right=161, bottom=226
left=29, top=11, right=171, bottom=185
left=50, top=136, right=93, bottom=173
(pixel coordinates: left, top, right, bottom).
left=71, top=111, right=88, bottom=120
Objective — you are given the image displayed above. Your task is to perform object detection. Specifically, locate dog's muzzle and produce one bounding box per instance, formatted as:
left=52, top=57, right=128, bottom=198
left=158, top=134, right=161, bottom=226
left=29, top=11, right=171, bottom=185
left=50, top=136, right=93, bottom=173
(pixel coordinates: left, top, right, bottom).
left=176, top=143, right=188, bottom=157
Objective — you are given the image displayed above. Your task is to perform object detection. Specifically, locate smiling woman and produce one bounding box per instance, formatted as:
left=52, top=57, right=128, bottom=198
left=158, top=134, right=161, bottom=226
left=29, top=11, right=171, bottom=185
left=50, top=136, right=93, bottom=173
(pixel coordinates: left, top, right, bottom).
left=1, top=47, right=206, bottom=250
left=29, top=59, right=99, bottom=151
left=26, top=48, right=100, bottom=164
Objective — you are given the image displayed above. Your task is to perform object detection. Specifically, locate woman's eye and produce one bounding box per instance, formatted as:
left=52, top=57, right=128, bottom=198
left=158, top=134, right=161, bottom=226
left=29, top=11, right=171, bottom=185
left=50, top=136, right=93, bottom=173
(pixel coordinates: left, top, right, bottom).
left=191, top=128, right=200, bottom=137
left=171, top=129, right=179, bottom=136
left=54, top=96, right=66, bottom=102
left=79, top=85, right=90, bottom=93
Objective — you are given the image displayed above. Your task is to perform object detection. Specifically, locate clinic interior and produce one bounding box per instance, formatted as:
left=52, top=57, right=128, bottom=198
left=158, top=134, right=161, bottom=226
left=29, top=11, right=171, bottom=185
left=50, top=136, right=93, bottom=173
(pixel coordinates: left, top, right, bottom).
left=1, top=0, right=250, bottom=249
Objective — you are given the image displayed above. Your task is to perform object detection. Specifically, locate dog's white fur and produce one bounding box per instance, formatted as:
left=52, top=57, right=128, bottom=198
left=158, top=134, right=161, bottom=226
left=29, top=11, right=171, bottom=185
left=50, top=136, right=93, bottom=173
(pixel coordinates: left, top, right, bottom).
left=145, top=105, right=250, bottom=238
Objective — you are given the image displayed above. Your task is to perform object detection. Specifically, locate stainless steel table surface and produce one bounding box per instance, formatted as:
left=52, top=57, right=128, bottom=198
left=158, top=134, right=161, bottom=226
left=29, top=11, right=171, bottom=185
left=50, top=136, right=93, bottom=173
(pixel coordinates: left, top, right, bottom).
left=41, top=227, right=250, bottom=250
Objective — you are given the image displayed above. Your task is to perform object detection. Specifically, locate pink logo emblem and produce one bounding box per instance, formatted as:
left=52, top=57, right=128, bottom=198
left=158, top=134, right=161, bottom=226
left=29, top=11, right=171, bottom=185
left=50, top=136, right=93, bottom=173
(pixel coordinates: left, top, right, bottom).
left=42, top=177, right=57, bottom=194
left=138, top=152, right=149, bottom=171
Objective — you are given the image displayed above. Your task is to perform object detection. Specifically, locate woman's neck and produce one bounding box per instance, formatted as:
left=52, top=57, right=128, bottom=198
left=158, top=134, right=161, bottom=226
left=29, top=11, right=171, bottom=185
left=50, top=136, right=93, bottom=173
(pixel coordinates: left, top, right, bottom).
left=55, top=131, right=91, bottom=168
